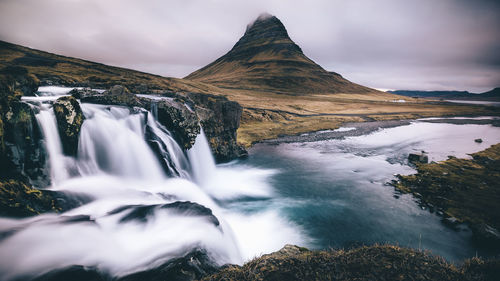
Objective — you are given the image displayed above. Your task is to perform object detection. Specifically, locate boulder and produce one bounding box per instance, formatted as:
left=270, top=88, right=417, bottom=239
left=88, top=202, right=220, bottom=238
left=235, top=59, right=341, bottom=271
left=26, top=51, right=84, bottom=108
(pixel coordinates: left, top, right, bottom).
left=475, top=138, right=483, bottom=143
left=79, top=85, right=143, bottom=108
left=408, top=152, right=428, bottom=164
left=53, top=96, right=84, bottom=156
left=118, top=249, right=219, bottom=281
left=154, top=99, right=199, bottom=149
left=109, top=201, right=220, bottom=227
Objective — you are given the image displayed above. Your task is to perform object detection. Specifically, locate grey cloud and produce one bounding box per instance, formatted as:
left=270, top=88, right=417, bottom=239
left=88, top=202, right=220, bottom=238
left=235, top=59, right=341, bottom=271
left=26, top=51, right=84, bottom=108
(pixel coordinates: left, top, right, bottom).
left=0, top=0, right=498, bottom=92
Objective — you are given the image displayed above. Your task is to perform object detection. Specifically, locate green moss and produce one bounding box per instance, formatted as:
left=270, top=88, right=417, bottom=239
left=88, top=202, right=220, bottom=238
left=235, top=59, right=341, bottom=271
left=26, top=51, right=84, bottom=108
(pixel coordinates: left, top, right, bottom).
left=16, top=108, right=31, bottom=123
left=392, top=143, right=500, bottom=234
left=0, top=180, right=61, bottom=217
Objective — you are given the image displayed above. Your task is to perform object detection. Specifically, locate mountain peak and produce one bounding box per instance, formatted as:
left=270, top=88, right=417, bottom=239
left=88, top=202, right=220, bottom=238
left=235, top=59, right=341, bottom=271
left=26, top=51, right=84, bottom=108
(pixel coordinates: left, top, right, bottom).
left=233, top=14, right=294, bottom=52
left=185, top=15, right=376, bottom=95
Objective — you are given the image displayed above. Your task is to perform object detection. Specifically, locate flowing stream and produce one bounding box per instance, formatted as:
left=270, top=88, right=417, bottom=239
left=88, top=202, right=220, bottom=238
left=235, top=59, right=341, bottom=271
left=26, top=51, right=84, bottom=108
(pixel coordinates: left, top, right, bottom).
left=1, top=87, right=499, bottom=279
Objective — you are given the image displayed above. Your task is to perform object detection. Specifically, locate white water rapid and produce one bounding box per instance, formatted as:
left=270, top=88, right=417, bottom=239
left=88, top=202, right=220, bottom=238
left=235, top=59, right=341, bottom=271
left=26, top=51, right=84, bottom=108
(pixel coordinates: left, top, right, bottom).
left=0, top=89, right=305, bottom=280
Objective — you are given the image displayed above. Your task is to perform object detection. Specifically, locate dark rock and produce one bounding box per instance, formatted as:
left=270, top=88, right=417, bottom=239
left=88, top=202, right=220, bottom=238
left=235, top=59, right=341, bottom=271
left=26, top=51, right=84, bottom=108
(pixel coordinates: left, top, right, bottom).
left=53, top=96, right=84, bottom=156
left=30, top=265, right=105, bottom=281
left=110, top=85, right=129, bottom=96
left=69, top=88, right=101, bottom=100
left=472, top=223, right=500, bottom=243
left=153, top=99, right=199, bottom=149
left=118, top=249, right=219, bottom=281
left=408, top=152, right=428, bottom=164
left=0, top=66, right=39, bottom=97
left=0, top=101, right=49, bottom=187
left=109, top=201, right=220, bottom=227
left=187, top=92, right=247, bottom=162
left=0, top=180, right=85, bottom=217
left=475, top=138, right=483, bottom=143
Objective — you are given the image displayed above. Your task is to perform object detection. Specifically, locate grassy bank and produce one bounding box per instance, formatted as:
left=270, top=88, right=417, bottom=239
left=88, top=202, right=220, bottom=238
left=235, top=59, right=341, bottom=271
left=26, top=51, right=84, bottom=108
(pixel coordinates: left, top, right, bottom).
left=391, top=144, right=500, bottom=242
left=203, top=244, right=500, bottom=281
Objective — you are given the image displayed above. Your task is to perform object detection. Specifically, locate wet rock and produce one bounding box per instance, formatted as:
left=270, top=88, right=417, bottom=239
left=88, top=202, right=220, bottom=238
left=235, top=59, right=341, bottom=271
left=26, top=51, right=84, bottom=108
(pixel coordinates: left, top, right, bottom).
left=0, top=101, right=49, bottom=187
left=408, top=151, right=428, bottom=164
left=187, top=92, right=247, bottom=162
left=69, top=88, right=101, bottom=100
left=117, top=249, right=219, bottom=281
left=475, top=138, right=483, bottom=143
left=80, top=85, right=143, bottom=107
left=154, top=99, right=199, bottom=149
left=30, top=265, right=105, bottom=281
left=472, top=223, right=500, bottom=243
left=53, top=96, right=84, bottom=156
left=0, top=180, right=85, bottom=217
left=110, top=201, right=220, bottom=227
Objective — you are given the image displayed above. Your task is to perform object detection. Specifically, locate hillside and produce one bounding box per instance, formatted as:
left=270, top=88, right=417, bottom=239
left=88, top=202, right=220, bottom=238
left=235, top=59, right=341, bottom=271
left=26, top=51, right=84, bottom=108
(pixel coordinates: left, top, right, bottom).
left=185, top=14, right=377, bottom=95
left=0, top=40, right=222, bottom=95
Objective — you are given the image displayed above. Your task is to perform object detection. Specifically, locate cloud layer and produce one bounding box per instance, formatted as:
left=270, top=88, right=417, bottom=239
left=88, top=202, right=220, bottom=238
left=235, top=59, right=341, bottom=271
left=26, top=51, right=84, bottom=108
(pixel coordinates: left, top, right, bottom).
left=0, top=0, right=498, bottom=92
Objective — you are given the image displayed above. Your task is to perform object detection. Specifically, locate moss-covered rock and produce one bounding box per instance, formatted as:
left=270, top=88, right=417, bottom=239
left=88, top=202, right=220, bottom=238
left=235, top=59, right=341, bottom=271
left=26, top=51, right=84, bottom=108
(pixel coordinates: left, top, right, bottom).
left=1, top=101, right=48, bottom=186
left=391, top=144, right=500, bottom=243
left=0, top=180, right=57, bottom=217
left=53, top=96, right=84, bottom=156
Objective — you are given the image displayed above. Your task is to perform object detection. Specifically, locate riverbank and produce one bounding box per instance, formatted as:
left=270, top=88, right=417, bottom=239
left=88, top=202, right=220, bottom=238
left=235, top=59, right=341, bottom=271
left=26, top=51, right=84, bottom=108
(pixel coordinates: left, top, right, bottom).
left=391, top=143, right=500, bottom=244
left=254, top=116, right=500, bottom=145
left=233, top=91, right=500, bottom=147
left=203, top=244, right=499, bottom=281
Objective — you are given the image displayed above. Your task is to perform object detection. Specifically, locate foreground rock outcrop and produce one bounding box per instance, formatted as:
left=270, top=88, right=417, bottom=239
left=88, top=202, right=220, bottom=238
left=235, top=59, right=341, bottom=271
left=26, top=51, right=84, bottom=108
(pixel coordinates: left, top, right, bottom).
left=203, top=245, right=499, bottom=281
left=24, top=244, right=500, bottom=281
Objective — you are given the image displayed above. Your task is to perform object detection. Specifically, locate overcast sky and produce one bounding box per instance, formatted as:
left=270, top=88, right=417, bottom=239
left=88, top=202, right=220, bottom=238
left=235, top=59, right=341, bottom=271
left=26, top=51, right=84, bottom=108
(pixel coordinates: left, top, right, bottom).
left=1, top=0, right=499, bottom=92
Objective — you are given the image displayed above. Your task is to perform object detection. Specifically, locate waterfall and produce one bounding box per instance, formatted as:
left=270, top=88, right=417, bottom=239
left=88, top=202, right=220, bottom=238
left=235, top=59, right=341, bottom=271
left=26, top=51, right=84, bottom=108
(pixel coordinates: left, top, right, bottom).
left=188, top=128, right=217, bottom=185
left=35, top=104, right=70, bottom=184
left=76, top=104, right=165, bottom=180
left=0, top=89, right=304, bottom=281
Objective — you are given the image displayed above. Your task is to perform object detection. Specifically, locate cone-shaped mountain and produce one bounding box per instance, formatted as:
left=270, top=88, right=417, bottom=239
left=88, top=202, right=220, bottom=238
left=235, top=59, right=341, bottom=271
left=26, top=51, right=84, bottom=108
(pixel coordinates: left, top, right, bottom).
left=186, top=14, right=377, bottom=95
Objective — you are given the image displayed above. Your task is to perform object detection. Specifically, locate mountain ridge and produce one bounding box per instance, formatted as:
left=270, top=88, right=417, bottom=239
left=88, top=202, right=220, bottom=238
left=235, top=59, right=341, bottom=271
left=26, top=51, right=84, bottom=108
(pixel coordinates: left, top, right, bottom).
left=389, top=88, right=500, bottom=101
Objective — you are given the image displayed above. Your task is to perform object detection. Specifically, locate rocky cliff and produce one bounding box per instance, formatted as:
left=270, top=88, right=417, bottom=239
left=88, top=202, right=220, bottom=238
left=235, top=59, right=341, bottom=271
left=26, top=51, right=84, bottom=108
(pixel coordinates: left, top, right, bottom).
left=0, top=66, right=49, bottom=187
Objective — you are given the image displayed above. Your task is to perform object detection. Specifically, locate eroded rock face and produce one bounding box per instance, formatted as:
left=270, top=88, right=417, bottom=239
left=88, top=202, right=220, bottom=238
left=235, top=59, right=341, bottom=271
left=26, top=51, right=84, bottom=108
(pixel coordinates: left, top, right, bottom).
left=0, top=101, right=49, bottom=187
left=154, top=99, right=200, bottom=149
left=53, top=96, right=84, bottom=156
left=187, top=92, right=247, bottom=162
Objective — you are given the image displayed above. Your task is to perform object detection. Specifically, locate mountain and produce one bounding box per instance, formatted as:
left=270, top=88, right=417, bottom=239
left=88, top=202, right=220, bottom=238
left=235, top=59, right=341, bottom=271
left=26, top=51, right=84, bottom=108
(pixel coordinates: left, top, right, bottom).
left=185, top=14, right=377, bottom=95
left=389, top=88, right=500, bottom=101
left=0, top=40, right=222, bottom=95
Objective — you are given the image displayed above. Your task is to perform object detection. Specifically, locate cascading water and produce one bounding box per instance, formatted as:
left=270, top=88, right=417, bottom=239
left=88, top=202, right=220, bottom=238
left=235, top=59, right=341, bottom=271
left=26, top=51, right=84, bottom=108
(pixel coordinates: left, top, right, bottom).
left=0, top=88, right=305, bottom=281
